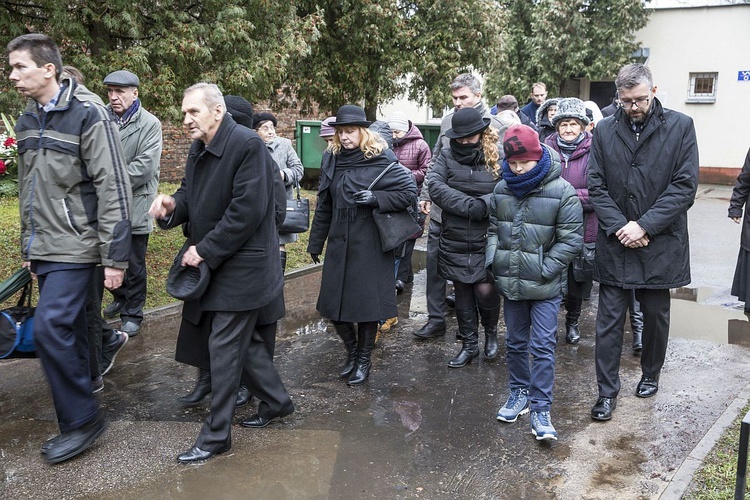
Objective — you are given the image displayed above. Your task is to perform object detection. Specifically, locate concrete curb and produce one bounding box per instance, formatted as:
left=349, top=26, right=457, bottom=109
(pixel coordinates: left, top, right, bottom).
left=660, top=382, right=750, bottom=498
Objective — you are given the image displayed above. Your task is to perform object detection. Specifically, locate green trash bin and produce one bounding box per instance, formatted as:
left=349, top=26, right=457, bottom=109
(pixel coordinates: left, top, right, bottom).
left=295, top=120, right=328, bottom=187
left=415, top=123, right=442, bottom=150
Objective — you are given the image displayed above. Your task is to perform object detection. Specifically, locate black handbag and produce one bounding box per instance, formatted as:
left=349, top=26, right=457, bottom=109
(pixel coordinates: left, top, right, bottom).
left=0, top=281, right=36, bottom=359
left=369, top=162, right=421, bottom=252
left=572, top=243, right=596, bottom=283
left=278, top=181, right=310, bottom=234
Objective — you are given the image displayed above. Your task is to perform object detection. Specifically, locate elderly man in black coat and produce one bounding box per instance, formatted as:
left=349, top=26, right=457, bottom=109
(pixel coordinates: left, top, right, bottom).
left=150, top=83, right=283, bottom=462
left=587, top=64, right=699, bottom=422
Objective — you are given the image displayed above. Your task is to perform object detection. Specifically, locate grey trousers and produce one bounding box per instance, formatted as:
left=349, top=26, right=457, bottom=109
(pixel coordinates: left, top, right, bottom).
left=426, top=218, right=446, bottom=324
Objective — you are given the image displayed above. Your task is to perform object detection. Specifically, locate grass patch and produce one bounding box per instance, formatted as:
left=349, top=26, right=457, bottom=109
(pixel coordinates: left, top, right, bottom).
left=0, top=183, right=318, bottom=310
left=685, top=402, right=750, bottom=499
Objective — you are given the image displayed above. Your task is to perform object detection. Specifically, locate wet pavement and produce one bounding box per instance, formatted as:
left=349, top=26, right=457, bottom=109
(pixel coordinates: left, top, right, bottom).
left=2, top=185, right=750, bottom=499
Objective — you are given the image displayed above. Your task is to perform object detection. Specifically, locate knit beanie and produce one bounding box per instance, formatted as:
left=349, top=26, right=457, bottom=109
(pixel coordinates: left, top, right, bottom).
left=319, top=117, right=336, bottom=137
left=503, top=124, right=543, bottom=162
left=224, top=95, right=254, bottom=129
left=552, top=98, right=591, bottom=128
left=387, top=112, right=409, bottom=132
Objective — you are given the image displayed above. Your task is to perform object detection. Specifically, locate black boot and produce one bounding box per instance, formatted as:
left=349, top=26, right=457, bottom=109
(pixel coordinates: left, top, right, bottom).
left=348, top=322, right=377, bottom=386
left=448, top=308, right=480, bottom=368
left=478, top=304, right=500, bottom=360
left=333, top=322, right=358, bottom=378
left=564, top=295, right=582, bottom=345
left=179, top=368, right=211, bottom=406
left=280, top=250, right=287, bottom=274
left=632, top=328, right=643, bottom=354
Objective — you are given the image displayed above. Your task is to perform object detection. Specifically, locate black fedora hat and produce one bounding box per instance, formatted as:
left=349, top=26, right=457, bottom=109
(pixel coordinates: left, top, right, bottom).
left=445, top=107, right=491, bottom=139
left=166, top=243, right=210, bottom=301
left=332, top=104, right=371, bottom=127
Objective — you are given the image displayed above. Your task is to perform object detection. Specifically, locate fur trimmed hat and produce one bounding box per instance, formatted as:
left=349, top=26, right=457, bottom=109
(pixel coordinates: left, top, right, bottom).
left=503, top=124, right=543, bottom=162
left=536, top=98, right=560, bottom=125
left=551, top=97, right=591, bottom=128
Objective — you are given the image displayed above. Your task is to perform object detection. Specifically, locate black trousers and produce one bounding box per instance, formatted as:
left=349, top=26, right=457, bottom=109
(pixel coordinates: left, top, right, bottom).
left=195, top=310, right=259, bottom=452
left=595, top=285, right=671, bottom=398
left=108, top=233, right=149, bottom=324
left=34, top=263, right=98, bottom=432
left=425, top=218, right=446, bottom=324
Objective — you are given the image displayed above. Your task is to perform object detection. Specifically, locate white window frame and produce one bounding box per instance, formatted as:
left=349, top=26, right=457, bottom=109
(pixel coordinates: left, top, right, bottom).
left=686, top=72, right=718, bottom=104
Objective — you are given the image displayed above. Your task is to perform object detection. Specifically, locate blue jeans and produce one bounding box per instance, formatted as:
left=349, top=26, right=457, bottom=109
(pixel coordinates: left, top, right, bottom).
left=503, top=296, right=561, bottom=412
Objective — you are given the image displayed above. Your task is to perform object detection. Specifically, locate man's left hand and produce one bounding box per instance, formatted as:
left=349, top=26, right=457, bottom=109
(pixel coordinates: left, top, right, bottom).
left=181, top=245, right=204, bottom=267
left=616, top=221, right=646, bottom=246
left=104, top=267, right=125, bottom=290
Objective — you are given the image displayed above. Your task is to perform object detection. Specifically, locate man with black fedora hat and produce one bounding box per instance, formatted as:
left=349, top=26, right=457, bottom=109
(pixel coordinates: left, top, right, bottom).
left=101, top=69, right=162, bottom=340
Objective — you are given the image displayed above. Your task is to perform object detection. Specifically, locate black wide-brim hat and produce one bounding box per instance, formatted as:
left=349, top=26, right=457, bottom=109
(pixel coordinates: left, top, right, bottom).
left=166, top=243, right=210, bottom=302
left=332, top=104, right=371, bottom=127
left=445, top=107, right=491, bottom=139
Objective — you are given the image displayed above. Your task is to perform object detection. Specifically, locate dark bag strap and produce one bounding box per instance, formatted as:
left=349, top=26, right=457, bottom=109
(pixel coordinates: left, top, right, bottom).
left=367, top=162, right=398, bottom=191
left=292, top=178, right=302, bottom=201
left=18, top=282, right=32, bottom=309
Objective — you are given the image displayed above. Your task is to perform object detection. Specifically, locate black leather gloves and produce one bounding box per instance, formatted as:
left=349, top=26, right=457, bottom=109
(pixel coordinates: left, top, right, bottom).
left=310, top=254, right=320, bottom=264
left=354, top=190, right=378, bottom=206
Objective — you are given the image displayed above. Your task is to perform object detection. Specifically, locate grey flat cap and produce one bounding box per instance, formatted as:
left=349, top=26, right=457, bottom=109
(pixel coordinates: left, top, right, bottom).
left=103, top=70, right=140, bottom=87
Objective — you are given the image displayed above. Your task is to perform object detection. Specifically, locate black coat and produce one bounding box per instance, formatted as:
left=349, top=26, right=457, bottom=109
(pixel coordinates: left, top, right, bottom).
left=428, top=147, right=498, bottom=284
left=162, top=115, right=283, bottom=311
left=588, top=98, right=699, bottom=289
left=308, top=149, right=416, bottom=322
left=729, top=148, right=750, bottom=251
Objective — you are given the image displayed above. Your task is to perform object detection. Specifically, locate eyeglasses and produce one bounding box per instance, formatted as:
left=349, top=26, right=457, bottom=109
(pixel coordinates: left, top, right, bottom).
left=617, top=96, right=651, bottom=110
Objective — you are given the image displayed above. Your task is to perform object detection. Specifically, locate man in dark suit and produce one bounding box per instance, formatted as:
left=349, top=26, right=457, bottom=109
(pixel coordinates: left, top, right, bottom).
left=150, top=83, right=284, bottom=462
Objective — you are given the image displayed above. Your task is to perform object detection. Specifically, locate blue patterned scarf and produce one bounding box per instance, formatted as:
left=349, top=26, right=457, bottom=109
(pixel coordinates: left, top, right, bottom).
left=501, top=146, right=551, bottom=198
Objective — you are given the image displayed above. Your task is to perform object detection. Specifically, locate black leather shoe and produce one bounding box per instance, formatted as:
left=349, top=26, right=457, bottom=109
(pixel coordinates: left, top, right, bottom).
left=40, top=434, right=63, bottom=455
left=236, top=385, right=252, bottom=407
left=591, top=397, right=617, bottom=421
left=103, top=300, right=124, bottom=319
left=565, top=323, right=580, bottom=344
left=636, top=376, right=659, bottom=398
left=45, top=416, right=108, bottom=464
left=177, top=444, right=230, bottom=463
left=240, top=405, right=294, bottom=428
left=413, top=322, right=446, bottom=340
left=395, top=280, right=405, bottom=294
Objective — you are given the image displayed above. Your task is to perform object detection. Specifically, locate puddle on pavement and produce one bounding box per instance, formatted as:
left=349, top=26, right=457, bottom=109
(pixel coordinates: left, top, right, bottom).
left=669, top=286, right=750, bottom=346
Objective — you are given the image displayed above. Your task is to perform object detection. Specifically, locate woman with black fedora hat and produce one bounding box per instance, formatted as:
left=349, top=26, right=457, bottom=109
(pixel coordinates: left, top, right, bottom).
left=427, top=107, right=502, bottom=368
left=307, top=104, right=417, bottom=386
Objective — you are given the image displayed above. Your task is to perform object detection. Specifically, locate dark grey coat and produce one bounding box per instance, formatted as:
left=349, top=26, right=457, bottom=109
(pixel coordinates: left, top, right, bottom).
left=729, top=148, right=750, bottom=251
left=588, top=98, right=699, bottom=289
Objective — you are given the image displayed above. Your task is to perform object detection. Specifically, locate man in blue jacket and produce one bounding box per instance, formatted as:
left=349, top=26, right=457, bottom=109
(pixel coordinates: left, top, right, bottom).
left=8, top=34, right=132, bottom=464
left=588, top=64, right=699, bottom=422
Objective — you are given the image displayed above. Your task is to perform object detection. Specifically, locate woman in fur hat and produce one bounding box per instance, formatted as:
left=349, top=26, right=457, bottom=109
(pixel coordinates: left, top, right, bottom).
left=536, top=98, right=559, bottom=143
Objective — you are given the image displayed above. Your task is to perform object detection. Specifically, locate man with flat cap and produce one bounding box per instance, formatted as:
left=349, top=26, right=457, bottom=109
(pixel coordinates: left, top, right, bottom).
left=101, top=70, right=162, bottom=338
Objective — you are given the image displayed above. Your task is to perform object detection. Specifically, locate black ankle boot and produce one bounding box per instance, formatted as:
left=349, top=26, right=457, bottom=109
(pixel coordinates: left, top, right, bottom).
left=478, top=304, right=500, bottom=360
left=448, top=308, right=479, bottom=368
left=565, top=322, right=581, bottom=344
left=333, top=322, right=358, bottom=378
left=179, top=368, right=211, bottom=406
left=348, top=322, right=377, bottom=386
left=632, top=328, right=643, bottom=354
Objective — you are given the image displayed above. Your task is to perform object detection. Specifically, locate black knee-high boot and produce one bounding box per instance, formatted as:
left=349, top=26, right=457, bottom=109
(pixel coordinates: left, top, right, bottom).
left=348, top=322, right=378, bottom=386
left=564, top=295, right=582, bottom=344
left=179, top=368, right=212, bottom=406
left=448, top=308, right=480, bottom=368
left=478, top=303, right=500, bottom=359
left=333, top=322, right=358, bottom=378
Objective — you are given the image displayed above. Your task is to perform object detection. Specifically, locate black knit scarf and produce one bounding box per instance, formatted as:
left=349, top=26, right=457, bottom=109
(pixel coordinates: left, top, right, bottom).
left=450, top=139, right=484, bottom=167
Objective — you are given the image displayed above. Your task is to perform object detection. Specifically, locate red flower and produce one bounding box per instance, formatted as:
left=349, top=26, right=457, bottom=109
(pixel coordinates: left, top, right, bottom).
left=2, top=137, right=15, bottom=148
left=0, top=160, right=6, bottom=175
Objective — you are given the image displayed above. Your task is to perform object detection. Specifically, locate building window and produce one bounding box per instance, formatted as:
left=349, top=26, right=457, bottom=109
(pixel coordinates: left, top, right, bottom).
left=687, top=72, right=718, bottom=103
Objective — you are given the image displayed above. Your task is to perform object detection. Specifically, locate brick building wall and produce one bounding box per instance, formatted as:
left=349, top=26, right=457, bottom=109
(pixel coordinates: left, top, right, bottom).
left=159, top=104, right=321, bottom=183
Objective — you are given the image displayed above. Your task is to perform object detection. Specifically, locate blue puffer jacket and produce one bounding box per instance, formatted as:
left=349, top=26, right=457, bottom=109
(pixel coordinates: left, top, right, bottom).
left=486, top=146, right=583, bottom=301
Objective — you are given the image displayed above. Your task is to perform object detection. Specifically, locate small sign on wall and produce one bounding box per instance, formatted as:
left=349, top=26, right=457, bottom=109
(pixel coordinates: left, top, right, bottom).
left=739, top=71, right=750, bottom=82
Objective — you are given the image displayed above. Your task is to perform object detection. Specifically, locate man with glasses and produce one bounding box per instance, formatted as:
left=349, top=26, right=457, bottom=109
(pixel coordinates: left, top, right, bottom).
left=520, top=82, right=547, bottom=126
left=587, top=63, right=699, bottom=422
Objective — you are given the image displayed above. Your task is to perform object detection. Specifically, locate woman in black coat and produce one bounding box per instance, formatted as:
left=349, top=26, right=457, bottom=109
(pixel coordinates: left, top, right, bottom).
left=307, top=105, right=417, bottom=386
left=729, top=147, right=750, bottom=312
left=428, top=107, right=502, bottom=368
